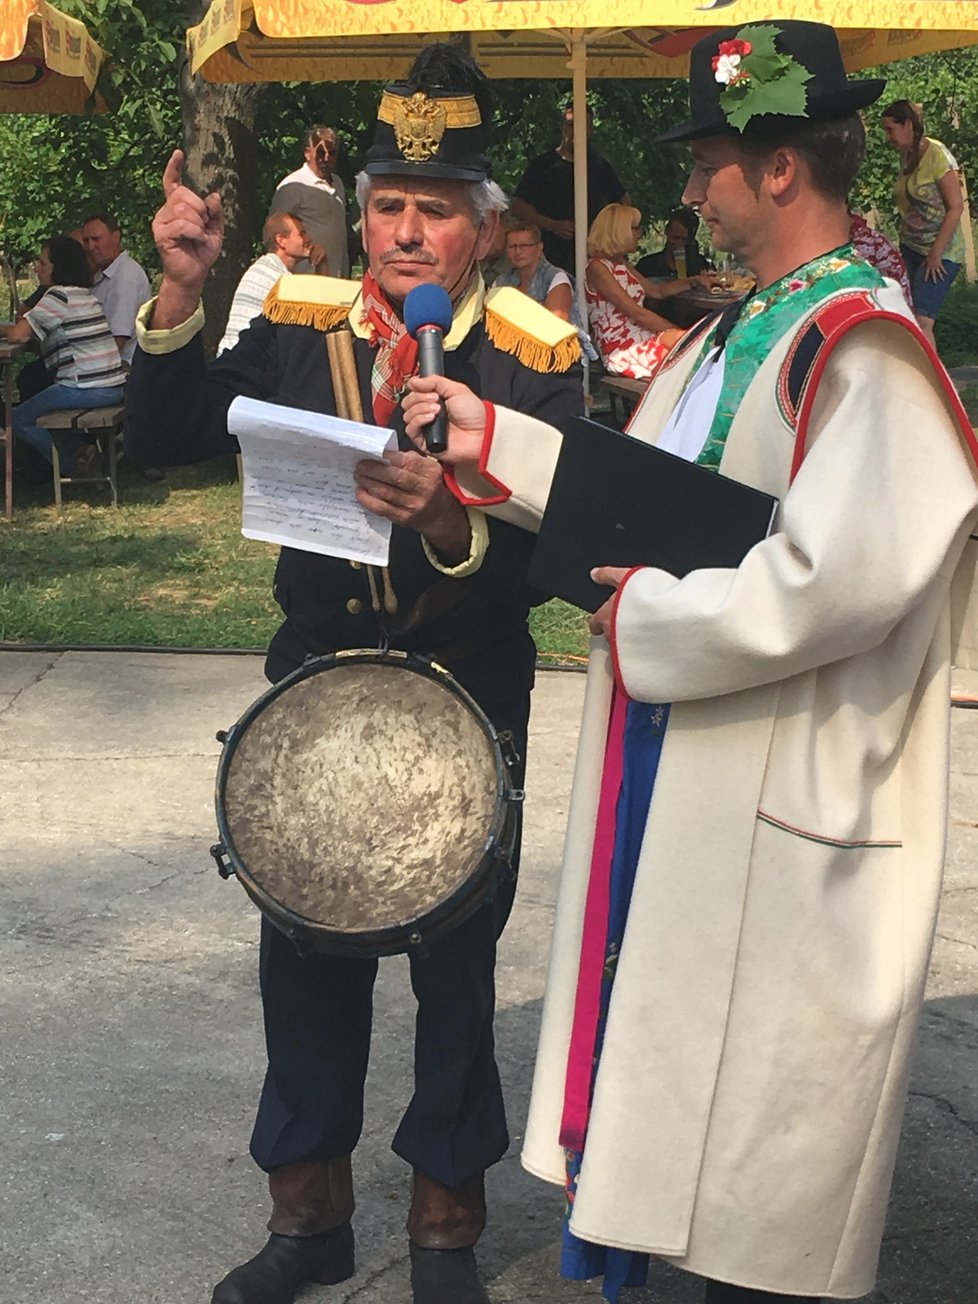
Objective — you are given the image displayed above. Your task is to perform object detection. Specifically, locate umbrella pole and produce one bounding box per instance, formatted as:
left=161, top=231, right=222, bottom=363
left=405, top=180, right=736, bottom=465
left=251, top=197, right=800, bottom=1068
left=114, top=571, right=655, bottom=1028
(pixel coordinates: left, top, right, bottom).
left=569, top=32, right=590, bottom=398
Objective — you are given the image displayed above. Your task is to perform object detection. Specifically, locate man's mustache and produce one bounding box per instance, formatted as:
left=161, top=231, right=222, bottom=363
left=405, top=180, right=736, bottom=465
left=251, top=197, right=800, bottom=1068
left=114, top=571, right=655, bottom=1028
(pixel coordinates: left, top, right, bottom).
left=379, top=247, right=437, bottom=266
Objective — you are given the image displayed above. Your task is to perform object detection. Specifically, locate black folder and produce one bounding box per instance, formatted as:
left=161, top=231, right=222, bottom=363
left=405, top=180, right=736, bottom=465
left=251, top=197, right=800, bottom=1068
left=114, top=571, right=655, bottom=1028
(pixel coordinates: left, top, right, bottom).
left=528, top=416, right=779, bottom=612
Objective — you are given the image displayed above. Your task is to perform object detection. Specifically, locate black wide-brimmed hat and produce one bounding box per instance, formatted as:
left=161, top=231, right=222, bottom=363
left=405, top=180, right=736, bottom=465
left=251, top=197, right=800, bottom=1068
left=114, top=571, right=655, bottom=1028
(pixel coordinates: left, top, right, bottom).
left=364, top=44, right=493, bottom=182
left=658, top=19, right=886, bottom=142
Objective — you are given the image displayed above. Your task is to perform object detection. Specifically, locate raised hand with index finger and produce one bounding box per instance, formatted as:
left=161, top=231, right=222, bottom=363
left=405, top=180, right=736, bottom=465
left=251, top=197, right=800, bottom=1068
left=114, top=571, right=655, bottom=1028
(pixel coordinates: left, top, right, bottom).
left=151, top=150, right=224, bottom=325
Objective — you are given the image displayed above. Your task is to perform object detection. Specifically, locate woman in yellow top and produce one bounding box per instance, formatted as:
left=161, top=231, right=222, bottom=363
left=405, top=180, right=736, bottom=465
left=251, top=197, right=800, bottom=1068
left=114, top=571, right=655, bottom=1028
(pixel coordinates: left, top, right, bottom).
left=881, top=99, right=965, bottom=351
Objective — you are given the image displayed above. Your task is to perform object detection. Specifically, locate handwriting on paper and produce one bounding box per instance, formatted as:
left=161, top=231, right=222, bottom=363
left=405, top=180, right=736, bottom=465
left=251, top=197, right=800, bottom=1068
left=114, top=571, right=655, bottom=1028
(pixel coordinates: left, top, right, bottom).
left=227, top=396, right=397, bottom=565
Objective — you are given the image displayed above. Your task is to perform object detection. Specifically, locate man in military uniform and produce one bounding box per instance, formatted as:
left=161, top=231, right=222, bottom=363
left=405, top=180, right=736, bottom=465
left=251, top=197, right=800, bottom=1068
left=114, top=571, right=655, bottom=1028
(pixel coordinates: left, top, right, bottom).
left=126, top=45, right=582, bottom=1304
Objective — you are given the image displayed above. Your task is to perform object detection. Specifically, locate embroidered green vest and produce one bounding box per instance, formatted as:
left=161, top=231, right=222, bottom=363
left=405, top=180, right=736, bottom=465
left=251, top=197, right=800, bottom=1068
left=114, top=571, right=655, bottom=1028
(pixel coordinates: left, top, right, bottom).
left=694, top=246, right=887, bottom=470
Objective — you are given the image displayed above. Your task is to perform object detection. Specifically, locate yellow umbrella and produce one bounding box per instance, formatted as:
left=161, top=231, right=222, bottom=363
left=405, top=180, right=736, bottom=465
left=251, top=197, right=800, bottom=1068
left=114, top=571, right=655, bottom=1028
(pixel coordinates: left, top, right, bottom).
left=0, top=0, right=106, bottom=114
left=188, top=0, right=978, bottom=83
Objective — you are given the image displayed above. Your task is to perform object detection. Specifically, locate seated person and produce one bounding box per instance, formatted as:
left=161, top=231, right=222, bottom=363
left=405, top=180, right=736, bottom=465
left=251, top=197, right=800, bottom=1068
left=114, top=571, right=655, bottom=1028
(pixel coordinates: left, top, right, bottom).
left=1, top=236, right=126, bottom=477
left=15, top=241, right=57, bottom=401
left=585, top=204, right=712, bottom=379
left=495, top=222, right=574, bottom=317
left=495, top=222, right=597, bottom=361
left=848, top=210, right=913, bottom=307
left=636, top=206, right=713, bottom=280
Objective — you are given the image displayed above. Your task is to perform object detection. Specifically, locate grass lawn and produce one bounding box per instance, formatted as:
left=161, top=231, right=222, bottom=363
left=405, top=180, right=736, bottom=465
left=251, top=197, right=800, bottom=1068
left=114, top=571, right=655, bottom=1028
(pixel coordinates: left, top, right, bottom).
left=7, top=379, right=975, bottom=660
left=959, top=385, right=978, bottom=425
left=0, top=457, right=591, bottom=661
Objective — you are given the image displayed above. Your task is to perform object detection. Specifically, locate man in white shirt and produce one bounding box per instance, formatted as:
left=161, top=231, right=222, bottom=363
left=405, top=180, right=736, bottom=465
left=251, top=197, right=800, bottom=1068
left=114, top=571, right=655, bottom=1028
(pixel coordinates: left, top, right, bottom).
left=218, top=213, right=310, bottom=354
left=82, top=212, right=151, bottom=366
left=269, top=126, right=351, bottom=278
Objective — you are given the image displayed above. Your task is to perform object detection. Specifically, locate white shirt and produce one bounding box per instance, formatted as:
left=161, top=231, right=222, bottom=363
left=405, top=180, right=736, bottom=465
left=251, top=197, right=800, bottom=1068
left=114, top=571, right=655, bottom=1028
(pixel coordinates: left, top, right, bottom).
left=218, top=252, right=288, bottom=355
left=276, top=162, right=341, bottom=197
left=656, top=348, right=726, bottom=463
left=92, top=249, right=151, bottom=365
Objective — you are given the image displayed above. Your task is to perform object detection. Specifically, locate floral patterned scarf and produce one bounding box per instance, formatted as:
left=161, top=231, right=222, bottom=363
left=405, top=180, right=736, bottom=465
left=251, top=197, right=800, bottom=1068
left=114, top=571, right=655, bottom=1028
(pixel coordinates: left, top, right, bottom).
left=360, top=270, right=418, bottom=426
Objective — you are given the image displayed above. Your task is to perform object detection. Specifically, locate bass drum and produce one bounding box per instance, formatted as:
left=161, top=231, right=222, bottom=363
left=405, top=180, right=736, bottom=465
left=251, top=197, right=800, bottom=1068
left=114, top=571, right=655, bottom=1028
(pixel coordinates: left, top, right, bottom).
left=212, top=650, right=523, bottom=957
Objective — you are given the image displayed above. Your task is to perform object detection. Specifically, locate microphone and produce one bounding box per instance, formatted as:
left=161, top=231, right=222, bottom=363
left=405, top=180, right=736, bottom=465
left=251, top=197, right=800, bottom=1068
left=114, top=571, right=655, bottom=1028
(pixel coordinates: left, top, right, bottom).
left=404, top=284, right=454, bottom=453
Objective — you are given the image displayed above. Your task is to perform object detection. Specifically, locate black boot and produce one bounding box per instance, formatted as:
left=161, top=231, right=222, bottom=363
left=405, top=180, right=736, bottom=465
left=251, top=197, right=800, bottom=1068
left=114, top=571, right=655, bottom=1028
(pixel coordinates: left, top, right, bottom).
left=211, top=1223, right=355, bottom=1304
left=409, top=1242, right=489, bottom=1304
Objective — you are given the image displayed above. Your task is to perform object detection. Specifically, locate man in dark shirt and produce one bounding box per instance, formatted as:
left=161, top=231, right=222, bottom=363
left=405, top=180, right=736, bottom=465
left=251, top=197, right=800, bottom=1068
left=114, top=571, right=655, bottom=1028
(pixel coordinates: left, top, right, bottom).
left=511, top=104, right=630, bottom=272
left=127, top=44, right=581, bottom=1304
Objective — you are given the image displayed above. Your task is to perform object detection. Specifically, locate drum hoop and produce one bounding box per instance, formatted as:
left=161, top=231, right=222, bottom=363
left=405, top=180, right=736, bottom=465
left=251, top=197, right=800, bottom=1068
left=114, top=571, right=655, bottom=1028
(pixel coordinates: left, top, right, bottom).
left=214, top=649, right=513, bottom=956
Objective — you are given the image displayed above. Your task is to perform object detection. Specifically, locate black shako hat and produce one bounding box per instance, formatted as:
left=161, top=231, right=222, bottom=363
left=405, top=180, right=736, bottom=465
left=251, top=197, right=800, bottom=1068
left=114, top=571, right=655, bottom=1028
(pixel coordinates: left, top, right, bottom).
left=658, top=19, right=886, bottom=143
left=364, top=44, right=493, bottom=182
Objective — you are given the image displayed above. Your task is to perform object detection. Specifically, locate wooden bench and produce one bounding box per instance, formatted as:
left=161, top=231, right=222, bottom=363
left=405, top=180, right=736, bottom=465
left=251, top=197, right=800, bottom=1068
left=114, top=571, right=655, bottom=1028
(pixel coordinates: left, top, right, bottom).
left=36, top=403, right=124, bottom=508
left=595, top=375, right=647, bottom=429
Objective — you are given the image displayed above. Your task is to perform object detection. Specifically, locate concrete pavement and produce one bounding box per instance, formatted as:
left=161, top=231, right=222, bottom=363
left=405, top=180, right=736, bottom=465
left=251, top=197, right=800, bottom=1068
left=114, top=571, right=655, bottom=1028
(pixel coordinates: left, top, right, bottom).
left=1, top=650, right=976, bottom=1304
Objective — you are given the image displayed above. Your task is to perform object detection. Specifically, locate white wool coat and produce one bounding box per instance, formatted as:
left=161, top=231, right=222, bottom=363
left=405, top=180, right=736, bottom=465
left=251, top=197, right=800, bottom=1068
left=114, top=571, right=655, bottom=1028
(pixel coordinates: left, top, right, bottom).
left=460, top=285, right=978, bottom=1297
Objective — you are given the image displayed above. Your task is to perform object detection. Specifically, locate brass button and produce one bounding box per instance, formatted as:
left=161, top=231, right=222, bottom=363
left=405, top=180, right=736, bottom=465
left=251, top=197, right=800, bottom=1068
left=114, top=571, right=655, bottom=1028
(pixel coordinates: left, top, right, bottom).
left=345, top=598, right=364, bottom=615
left=349, top=560, right=362, bottom=570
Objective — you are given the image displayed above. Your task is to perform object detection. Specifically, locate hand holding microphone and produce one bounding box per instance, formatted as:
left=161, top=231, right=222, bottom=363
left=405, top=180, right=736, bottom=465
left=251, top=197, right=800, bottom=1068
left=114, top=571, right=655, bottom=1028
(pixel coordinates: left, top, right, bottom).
left=403, top=284, right=454, bottom=454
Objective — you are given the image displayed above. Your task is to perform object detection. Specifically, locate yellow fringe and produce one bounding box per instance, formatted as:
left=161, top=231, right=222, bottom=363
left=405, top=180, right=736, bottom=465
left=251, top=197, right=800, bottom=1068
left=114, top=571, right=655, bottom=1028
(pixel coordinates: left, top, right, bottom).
left=483, top=307, right=581, bottom=374
left=262, top=282, right=352, bottom=331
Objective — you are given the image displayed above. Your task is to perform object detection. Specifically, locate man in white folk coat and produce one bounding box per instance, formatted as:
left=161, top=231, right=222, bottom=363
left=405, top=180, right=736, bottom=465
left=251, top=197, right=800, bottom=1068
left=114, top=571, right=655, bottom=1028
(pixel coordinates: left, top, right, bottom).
left=402, top=20, right=978, bottom=1304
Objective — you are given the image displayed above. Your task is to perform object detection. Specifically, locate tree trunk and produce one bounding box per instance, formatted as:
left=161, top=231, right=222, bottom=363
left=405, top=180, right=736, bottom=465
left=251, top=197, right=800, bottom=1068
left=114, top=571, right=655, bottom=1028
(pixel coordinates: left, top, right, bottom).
left=179, top=2, right=265, bottom=355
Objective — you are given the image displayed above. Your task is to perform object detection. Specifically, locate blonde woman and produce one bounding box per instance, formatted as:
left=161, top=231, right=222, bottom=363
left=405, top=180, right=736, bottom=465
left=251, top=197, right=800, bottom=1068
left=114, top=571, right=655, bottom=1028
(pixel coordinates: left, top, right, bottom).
left=881, top=99, right=964, bottom=350
left=585, top=203, right=714, bottom=378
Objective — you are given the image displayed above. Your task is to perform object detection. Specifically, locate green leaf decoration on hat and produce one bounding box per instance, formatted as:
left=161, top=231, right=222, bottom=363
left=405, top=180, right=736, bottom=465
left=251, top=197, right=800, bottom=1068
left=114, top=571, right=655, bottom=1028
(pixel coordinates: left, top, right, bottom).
left=713, top=23, right=814, bottom=132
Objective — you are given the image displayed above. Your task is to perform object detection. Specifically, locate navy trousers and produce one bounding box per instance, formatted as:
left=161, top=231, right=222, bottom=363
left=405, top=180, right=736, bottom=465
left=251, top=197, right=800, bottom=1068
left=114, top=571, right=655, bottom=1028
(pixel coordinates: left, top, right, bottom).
left=249, top=696, right=529, bottom=1191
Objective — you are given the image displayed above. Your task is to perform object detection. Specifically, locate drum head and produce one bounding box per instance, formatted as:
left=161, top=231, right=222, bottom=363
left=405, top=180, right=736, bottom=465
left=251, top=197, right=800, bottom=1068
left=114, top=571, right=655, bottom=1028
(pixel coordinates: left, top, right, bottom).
left=218, top=656, right=504, bottom=951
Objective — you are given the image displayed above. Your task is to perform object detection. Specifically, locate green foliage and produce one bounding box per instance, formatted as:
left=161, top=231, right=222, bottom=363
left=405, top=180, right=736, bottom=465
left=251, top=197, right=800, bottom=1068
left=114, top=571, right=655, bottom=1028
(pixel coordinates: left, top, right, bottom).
left=0, top=0, right=184, bottom=271
left=934, top=278, right=978, bottom=367
left=958, top=384, right=978, bottom=424
left=253, top=73, right=692, bottom=228
left=720, top=24, right=813, bottom=132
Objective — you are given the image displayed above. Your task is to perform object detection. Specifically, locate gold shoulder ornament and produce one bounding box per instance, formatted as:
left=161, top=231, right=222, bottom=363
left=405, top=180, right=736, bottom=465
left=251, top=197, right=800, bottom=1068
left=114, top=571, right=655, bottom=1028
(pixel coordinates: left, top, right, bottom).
left=483, top=286, right=581, bottom=373
left=263, top=274, right=361, bottom=331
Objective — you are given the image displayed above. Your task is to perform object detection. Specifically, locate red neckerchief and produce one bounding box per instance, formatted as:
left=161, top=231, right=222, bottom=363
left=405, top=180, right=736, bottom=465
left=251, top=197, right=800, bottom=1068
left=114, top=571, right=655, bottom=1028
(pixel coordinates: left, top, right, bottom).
left=361, top=270, right=418, bottom=426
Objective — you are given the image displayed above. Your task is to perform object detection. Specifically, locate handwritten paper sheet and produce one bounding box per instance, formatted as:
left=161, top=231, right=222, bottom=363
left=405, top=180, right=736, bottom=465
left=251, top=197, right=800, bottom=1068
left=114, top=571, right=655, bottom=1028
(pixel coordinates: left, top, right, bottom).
left=228, top=396, right=397, bottom=565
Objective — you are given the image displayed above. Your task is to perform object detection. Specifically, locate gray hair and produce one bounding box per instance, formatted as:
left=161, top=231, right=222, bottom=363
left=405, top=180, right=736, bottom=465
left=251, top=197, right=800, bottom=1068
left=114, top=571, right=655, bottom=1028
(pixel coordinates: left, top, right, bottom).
left=355, top=172, right=508, bottom=224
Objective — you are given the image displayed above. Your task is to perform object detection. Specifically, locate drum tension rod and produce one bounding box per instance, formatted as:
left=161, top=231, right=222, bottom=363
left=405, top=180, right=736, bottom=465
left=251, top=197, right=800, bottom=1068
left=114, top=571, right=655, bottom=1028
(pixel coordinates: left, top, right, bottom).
left=210, top=843, right=235, bottom=880
left=497, top=729, right=522, bottom=768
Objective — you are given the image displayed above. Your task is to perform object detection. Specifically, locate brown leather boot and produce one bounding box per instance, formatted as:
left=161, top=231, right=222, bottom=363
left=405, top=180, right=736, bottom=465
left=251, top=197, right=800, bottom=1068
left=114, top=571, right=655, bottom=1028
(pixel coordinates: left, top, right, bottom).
left=211, top=1157, right=355, bottom=1304
left=267, top=1156, right=355, bottom=1236
left=407, top=1170, right=489, bottom=1304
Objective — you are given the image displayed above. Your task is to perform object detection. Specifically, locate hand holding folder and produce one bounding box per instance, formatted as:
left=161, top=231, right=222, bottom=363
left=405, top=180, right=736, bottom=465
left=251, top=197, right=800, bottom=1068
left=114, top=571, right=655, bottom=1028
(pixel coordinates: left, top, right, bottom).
left=528, top=416, right=779, bottom=613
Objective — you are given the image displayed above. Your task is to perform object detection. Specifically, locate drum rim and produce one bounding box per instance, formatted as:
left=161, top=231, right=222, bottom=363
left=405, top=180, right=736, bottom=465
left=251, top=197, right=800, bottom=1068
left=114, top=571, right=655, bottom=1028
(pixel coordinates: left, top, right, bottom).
left=215, top=648, right=513, bottom=956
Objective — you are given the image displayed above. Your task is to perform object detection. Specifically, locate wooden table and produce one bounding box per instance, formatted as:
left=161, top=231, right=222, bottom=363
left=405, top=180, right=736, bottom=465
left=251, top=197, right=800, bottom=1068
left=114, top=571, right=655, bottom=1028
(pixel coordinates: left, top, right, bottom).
left=655, top=288, right=745, bottom=330
left=0, top=339, right=25, bottom=520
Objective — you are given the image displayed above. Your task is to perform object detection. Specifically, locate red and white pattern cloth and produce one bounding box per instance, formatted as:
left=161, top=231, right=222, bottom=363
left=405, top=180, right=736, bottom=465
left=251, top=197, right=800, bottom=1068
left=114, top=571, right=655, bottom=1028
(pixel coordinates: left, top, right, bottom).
left=849, top=214, right=913, bottom=307
left=360, top=270, right=419, bottom=426
left=585, top=258, right=671, bottom=380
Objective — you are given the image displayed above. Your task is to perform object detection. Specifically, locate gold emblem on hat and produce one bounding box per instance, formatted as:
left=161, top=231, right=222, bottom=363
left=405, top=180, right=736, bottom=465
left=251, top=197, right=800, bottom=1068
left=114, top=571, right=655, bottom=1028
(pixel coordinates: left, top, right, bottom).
left=392, top=92, right=448, bottom=162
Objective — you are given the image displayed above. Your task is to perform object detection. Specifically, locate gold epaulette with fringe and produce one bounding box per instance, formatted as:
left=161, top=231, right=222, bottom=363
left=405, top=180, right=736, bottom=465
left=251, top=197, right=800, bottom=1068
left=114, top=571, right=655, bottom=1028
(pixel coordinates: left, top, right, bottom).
left=263, top=274, right=361, bottom=331
left=483, top=285, right=581, bottom=373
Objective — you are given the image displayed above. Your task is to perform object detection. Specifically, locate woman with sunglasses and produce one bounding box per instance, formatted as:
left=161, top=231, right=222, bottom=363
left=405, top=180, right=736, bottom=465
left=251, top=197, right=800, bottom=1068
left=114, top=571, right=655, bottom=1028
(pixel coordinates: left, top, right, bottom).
left=585, top=203, right=714, bottom=379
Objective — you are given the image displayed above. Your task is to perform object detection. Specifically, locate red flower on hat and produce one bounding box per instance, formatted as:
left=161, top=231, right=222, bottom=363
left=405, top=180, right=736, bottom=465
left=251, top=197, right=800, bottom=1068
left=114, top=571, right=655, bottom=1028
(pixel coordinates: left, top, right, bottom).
left=712, top=37, right=753, bottom=86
